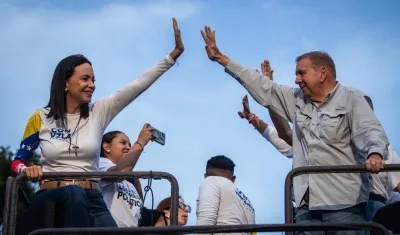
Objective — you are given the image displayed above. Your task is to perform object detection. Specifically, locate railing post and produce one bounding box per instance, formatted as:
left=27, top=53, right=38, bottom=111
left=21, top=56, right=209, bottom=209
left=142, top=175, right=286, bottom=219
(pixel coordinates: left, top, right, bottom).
left=2, top=177, right=14, bottom=235
left=9, top=173, right=26, bottom=235
left=164, top=172, right=180, bottom=226
left=284, top=171, right=295, bottom=225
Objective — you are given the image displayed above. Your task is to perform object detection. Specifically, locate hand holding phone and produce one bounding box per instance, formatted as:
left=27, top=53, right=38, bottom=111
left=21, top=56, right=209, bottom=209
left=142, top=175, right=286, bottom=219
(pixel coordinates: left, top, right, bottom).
left=149, top=125, right=166, bottom=146
left=137, top=123, right=155, bottom=147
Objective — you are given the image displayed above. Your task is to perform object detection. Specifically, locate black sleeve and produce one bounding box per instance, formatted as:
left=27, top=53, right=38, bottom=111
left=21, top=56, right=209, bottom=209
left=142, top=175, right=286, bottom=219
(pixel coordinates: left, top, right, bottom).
left=139, top=207, right=165, bottom=227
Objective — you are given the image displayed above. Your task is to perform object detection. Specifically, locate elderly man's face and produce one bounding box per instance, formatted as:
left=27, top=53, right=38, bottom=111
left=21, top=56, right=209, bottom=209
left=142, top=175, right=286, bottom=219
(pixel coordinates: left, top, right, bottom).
left=295, top=58, right=321, bottom=100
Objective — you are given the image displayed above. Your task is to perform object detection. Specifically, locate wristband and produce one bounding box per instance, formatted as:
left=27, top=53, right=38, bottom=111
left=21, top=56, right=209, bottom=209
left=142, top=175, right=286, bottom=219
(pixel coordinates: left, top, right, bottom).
left=253, top=116, right=259, bottom=125
left=249, top=116, right=260, bottom=128
left=135, top=141, right=144, bottom=150
left=248, top=114, right=256, bottom=123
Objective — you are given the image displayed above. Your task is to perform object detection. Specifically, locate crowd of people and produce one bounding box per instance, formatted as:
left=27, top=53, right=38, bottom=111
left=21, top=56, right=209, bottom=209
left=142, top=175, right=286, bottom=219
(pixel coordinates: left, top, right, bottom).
left=8, top=17, right=400, bottom=235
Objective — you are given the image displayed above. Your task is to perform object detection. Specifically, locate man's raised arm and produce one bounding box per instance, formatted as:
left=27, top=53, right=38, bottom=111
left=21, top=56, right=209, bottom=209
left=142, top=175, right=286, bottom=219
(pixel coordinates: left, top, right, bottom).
left=201, top=26, right=296, bottom=122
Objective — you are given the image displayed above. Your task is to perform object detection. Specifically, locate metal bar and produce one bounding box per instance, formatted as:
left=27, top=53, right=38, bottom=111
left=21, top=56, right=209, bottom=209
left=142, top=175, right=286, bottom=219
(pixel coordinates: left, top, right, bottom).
left=284, top=164, right=400, bottom=225
left=18, top=186, right=31, bottom=207
left=27, top=222, right=390, bottom=235
left=2, top=177, right=14, bottom=235
left=7, top=171, right=179, bottom=235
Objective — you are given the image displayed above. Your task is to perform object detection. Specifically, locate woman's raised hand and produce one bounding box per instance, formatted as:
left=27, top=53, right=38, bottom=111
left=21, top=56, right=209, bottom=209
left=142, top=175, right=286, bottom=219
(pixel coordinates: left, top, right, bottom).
left=169, top=18, right=185, bottom=61
left=238, top=95, right=253, bottom=120
left=136, top=123, right=155, bottom=149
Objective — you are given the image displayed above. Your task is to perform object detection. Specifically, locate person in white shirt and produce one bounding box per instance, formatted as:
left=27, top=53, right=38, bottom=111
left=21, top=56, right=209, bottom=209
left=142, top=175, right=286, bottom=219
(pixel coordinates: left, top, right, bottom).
left=237, top=60, right=293, bottom=158
left=196, top=155, right=256, bottom=235
left=98, top=125, right=154, bottom=227
left=362, top=97, right=400, bottom=221
left=13, top=17, right=184, bottom=233
left=238, top=94, right=293, bottom=159
left=367, top=145, right=400, bottom=221
left=237, top=61, right=296, bottom=220
left=368, top=101, right=400, bottom=234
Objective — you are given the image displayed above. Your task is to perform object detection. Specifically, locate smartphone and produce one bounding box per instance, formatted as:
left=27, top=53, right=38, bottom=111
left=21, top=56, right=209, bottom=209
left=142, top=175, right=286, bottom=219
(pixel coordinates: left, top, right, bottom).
left=149, top=126, right=166, bottom=146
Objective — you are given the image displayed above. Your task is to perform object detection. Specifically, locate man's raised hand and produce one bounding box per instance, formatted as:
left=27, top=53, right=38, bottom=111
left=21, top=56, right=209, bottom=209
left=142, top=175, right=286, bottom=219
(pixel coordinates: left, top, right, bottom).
left=201, top=26, right=229, bottom=66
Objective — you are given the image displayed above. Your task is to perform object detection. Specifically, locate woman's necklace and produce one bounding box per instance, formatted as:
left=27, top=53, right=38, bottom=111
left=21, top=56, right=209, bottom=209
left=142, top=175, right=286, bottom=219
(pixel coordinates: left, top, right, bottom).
left=66, top=117, right=82, bottom=157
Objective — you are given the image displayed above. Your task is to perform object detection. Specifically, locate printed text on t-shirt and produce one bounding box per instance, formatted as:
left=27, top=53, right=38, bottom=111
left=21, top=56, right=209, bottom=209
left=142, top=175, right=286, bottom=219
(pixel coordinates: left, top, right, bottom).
left=117, top=184, right=142, bottom=209
left=235, top=188, right=255, bottom=213
left=50, top=128, right=71, bottom=140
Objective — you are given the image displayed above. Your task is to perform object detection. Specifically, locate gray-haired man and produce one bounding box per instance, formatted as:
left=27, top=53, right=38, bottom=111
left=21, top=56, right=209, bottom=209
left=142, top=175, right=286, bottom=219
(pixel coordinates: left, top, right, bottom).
left=201, top=26, right=389, bottom=235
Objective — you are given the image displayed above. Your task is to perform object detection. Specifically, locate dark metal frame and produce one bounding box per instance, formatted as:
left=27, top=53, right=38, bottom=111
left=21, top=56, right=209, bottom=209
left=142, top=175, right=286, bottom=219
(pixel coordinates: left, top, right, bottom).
left=2, top=176, right=15, bottom=235
left=4, top=165, right=398, bottom=235
left=27, top=222, right=390, bottom=235
left=284, top=164, right=400, bottom=224
left=4, top=171, right=179, bottom=235
left=284, top=164, right=400, bottom=235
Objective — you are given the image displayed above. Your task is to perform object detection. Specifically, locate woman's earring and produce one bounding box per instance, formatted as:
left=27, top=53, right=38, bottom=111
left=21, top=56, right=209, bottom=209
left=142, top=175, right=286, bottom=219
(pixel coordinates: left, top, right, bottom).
left=106, top=149, right=111, bottom=154
left=65, top=88, right=68, bottom=93
left=164, top=211, right=170, bottom=219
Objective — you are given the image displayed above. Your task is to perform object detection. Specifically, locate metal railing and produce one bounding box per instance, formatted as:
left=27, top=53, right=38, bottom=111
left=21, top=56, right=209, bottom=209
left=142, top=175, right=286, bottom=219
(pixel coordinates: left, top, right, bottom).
left=4, top=171, right=179, bottom=235
left=26, top=222, right=390, bottom=235
left=2, top=176, right=14, bottom=235
left=284, top=164, right=400, bottom=235
left=284, top=164, right=400, bottom=224
left=3, top=165, right=398, bottom=235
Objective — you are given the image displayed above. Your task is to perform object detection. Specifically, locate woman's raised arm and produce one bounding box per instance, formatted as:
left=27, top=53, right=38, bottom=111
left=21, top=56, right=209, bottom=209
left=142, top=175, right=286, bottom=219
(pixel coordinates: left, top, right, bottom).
left=95, top=18, right=184, bottom=129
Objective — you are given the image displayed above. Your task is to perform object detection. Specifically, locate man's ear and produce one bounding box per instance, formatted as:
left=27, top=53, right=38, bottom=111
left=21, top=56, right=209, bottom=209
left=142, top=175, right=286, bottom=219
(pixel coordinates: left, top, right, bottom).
left=232, top=175, right=236, bottom=183
left=204, top=173, right=207, bottom=179
left=319, top=66, right=328, bottom=83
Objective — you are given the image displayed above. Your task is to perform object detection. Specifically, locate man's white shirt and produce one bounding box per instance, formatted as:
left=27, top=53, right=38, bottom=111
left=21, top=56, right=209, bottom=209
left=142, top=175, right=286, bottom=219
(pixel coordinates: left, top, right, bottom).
left=196, top=176, right=255, bottom=235
left=99, top=157, right=143, bottom=227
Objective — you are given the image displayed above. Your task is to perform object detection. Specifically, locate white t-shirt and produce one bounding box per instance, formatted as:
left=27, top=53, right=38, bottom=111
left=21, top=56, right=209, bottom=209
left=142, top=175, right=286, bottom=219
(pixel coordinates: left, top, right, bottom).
left=196, top=176, right=255, bottom=235
left=11, top=55, right=176, bottom=174
left=99, top=157, right=143, bottom=227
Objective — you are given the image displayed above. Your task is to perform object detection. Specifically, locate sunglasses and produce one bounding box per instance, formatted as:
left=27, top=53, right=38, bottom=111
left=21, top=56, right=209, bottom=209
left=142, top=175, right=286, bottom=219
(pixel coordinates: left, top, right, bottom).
left=179, top=201, right=191, bottom=213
